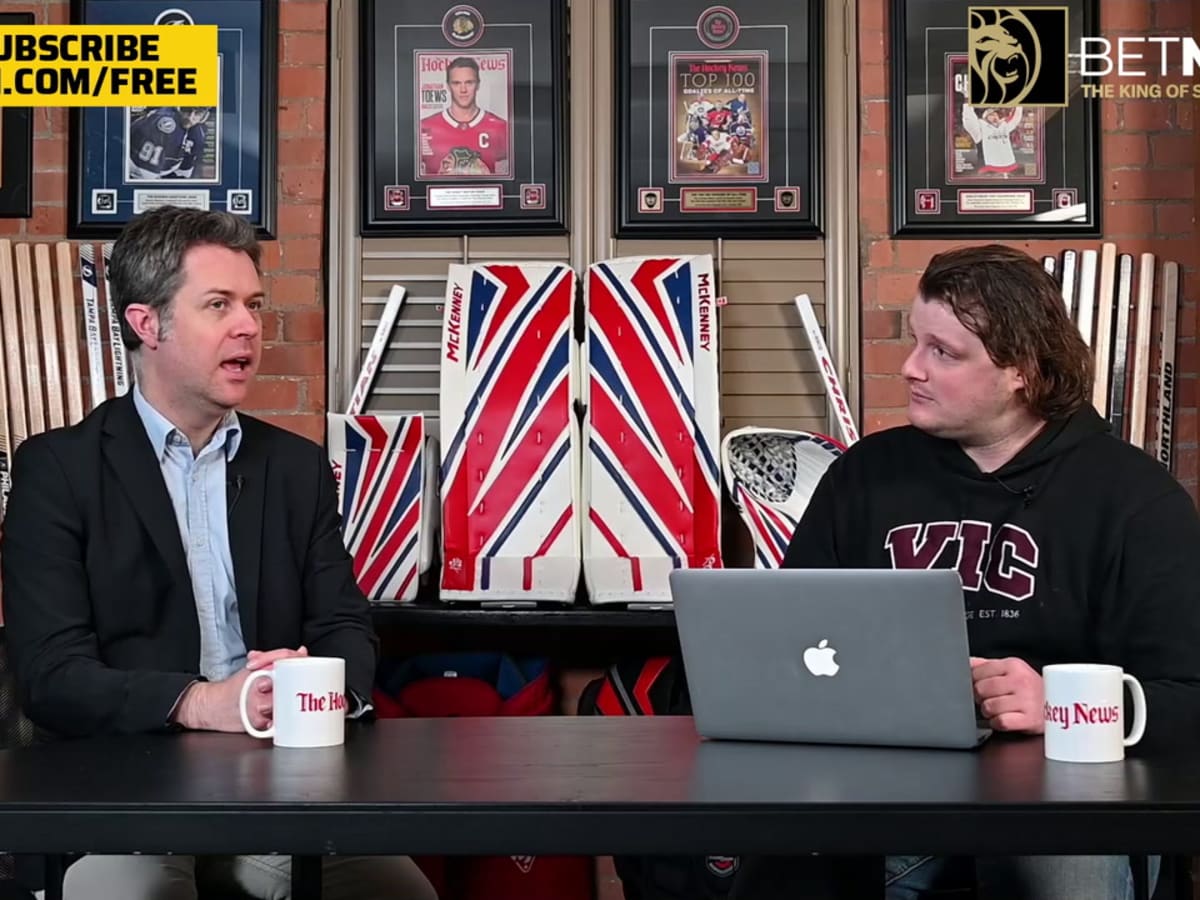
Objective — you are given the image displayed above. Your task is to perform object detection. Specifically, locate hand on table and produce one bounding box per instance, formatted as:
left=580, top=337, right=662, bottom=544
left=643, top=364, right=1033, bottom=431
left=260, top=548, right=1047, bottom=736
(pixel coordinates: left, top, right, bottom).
left=173, top=646, right=308, bottom=732
left=970, top=656, right=1044, bottom=734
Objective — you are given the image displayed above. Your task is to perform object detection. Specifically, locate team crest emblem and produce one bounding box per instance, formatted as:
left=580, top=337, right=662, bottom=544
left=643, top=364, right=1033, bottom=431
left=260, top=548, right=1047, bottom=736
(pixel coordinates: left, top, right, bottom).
left=697, top=6, right=739, bottom=49
left=154, top=8, right=195, bottom=26
left=156, top=115, right=177, bottom=134
left=443, top=5, right=484, bottom=47
left=705, top=856, right=740, bottom=877
left=510, top=855, right=535, bottom=874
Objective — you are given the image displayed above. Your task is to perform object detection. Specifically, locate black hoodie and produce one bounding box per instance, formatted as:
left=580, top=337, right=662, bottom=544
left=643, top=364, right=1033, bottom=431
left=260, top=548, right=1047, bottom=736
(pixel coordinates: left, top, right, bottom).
left=782, top=405, right=1200, bottom=752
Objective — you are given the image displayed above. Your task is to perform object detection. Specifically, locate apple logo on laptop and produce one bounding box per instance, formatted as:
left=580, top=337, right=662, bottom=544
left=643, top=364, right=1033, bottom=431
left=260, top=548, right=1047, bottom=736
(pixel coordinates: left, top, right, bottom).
left=803, top=639, right=840, bottom=676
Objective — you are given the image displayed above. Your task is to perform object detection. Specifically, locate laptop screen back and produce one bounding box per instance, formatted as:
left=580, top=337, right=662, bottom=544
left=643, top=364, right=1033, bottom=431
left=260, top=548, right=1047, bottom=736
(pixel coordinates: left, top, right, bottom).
left=669, top=568, right=983, bottom=750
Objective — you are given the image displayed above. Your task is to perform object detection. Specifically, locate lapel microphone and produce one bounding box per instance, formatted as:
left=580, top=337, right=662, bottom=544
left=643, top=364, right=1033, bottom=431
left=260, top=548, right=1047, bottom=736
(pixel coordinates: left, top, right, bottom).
left=228, top=475, right=245, bottom=519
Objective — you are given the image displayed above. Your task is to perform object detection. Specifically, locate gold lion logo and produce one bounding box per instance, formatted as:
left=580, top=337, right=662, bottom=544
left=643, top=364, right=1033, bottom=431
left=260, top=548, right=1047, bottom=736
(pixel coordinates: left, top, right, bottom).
left=968, top=8, right=1041, bottom=106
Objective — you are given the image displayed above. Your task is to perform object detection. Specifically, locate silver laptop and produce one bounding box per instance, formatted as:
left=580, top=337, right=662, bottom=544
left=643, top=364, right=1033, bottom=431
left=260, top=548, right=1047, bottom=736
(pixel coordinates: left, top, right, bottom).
left=669, top=568, right=989, bottom=750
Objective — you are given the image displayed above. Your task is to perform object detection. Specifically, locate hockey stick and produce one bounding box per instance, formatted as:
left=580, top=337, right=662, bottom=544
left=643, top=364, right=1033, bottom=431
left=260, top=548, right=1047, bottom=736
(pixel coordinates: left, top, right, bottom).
left=79, top=245, right=107, bottom=410
left=101, top=242, right=129, bottom=396
left=794, top=293, right=859, bottom=446
left=0, top=245, right=11, bottom=510
left=1091, top=242, right=1118, bottom=416
left=1107, top=254, right=1134, bottom=439
left=346, top=284, right=406, bottom=415
left=1154, top=262, right=1179, bottom=471
left=1075, top=249, right=1098, bottom=347
left=1126, top=253, right=1155, bottom=450
left=0, top=240, right=26, bottom=449
left=34, top=244, right=65, bottom=430
left=14, top=244, right=45, bottom=436
left=55, top=242, right=85, bottom=425
left=1059, top=249, right=1078, bottom=319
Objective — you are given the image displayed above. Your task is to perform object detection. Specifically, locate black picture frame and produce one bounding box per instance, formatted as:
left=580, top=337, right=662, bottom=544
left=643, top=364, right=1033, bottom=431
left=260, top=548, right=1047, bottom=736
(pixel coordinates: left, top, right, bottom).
left=67, top=0, right=278, bottom=239
left=614, top=1, right=823, bottom=239
left=360, top=0, right=568, bottom=236
left=891, top=0, right=1100, bottom=238
left=0, top=13, right=33, bottom=219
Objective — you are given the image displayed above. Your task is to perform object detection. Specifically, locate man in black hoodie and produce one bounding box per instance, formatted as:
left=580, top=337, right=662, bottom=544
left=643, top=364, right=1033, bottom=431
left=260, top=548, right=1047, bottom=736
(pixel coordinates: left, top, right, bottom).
left=783, top=244, right=1200, bottom=900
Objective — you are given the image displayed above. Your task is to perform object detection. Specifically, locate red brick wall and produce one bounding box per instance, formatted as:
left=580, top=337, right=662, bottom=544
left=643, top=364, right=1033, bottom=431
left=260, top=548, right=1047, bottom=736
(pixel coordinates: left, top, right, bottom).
left=7, top=0, right=329, bottom=444
left=860, top=0, right=1200, bottom=499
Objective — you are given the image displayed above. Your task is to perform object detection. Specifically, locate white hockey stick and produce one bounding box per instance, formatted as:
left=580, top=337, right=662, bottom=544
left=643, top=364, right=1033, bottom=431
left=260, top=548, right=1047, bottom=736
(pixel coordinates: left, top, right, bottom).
left=1059, top=249, right=1078, bottom=319
left=794, top=293, right=859, bottom=446
left=1092, top=242, right=1118, bottom=416
left=346, top=285, right=406, bottom=415
left=0, top=240, right=26, bottom=449
left=1126, top=253, right=1155, bottom=450
left=55, top=242, right=85, bottom=425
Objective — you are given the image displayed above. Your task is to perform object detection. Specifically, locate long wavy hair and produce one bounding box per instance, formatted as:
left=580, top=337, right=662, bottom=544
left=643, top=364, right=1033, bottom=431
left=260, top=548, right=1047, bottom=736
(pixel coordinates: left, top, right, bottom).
left=917, top=245, right=1093, bottom=420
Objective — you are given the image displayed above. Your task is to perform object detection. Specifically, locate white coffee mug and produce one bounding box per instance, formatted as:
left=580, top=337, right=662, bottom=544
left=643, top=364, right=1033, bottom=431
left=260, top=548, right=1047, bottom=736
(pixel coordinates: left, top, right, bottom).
left=238, top=656, right=347, bottom=748
left=1042, top=663, right=1147, bottom=763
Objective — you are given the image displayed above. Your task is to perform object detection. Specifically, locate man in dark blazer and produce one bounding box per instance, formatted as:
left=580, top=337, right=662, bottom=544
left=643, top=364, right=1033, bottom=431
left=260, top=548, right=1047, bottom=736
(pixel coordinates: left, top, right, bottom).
left=1, top=207, right=436, bottom=900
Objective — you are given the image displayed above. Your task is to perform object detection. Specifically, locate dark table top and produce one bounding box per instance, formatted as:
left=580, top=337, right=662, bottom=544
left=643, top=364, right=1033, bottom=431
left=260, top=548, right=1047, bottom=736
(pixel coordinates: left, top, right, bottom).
left=1, top=716, right=1198, bottom=856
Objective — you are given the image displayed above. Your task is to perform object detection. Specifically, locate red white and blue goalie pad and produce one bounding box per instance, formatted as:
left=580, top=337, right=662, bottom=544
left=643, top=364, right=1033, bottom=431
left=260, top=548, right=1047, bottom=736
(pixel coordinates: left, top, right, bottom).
left=439, top=262, right=581, bottom=602
left=327, top=414, right=428, bottom=603
left=582, top=254, right=722, bottom=604
left=720, top=427, right=844, bottom=568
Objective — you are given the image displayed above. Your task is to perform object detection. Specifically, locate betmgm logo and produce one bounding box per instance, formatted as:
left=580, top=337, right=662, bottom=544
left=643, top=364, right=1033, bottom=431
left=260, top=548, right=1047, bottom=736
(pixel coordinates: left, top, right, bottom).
left=968, top=6, right=1069, bottom=107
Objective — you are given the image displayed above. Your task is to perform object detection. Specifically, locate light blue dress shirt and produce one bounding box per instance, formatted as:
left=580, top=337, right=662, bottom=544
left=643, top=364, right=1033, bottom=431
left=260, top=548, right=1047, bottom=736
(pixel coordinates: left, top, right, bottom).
left=133, top=385, right=248, bottom=682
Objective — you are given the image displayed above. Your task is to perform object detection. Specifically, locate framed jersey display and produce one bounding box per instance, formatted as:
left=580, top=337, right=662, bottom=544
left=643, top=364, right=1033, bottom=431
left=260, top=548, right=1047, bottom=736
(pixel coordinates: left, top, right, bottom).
left=0, top=13, right=33, bottom=219
left=891, top=0, right=1100, bottom=237
left=360, top=0, right=568, bottom=236
left=68, top=0, right=278, bottom=239
left=614, top=1, right=823, bottom=238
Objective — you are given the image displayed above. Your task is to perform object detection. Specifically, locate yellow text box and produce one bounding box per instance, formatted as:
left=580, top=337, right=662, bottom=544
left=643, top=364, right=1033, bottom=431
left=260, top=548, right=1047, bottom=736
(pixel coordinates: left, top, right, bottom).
left=0, top=26, right=217, bottom=106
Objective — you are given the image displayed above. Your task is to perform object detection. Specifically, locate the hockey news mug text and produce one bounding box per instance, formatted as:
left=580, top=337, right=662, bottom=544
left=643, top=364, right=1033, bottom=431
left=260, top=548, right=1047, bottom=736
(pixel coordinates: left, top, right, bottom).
left=1042, top=664, right=1146, bottom=763
left=239, top=657, right=347, bottom=748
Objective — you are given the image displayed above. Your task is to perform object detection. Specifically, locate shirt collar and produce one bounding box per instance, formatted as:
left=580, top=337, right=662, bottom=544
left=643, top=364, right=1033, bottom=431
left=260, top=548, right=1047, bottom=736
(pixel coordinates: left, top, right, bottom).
left=133, top=383, right=242, bottom=462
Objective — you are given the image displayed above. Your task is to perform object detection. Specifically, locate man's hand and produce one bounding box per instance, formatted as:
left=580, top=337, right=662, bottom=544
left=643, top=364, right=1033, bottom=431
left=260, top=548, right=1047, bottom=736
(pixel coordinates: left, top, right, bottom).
left=970, top=656, right=1045, bottom=734
left=172, top=646, right=308, bottom=732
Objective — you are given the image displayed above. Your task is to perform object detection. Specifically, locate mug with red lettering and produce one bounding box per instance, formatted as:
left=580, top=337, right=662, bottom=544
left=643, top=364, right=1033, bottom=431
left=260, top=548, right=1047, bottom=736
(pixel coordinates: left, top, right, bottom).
left=1042, top=664, right=1147, bottom=763
left=238, top=657, right=347, bottom=748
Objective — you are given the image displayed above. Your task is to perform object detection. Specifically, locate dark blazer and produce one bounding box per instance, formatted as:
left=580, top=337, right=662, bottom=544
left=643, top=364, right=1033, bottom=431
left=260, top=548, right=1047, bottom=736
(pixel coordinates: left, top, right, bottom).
left=0, top=393, right=378, bottom=738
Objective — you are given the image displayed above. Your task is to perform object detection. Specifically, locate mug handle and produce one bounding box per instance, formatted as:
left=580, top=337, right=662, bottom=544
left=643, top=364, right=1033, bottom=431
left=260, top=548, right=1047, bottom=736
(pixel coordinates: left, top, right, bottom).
left=1123, top=673, right=1147, bottom=747
left=239, top=670, right=275, bottom=739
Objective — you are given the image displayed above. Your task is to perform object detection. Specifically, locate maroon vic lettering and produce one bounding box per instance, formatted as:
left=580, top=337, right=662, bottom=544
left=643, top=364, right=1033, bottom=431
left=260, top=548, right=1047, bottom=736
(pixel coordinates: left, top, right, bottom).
left=885, top=521, right=1039, bottom=601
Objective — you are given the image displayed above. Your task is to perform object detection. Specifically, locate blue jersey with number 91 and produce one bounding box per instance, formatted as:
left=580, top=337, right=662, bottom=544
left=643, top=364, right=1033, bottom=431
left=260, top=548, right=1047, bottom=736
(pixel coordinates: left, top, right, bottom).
left=129, top=108, right=207, bottom=179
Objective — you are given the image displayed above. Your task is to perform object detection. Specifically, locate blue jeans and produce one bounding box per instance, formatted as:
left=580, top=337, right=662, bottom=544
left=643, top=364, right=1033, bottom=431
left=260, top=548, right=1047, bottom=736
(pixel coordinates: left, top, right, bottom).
left=885, top=854, right=1160, bottom=900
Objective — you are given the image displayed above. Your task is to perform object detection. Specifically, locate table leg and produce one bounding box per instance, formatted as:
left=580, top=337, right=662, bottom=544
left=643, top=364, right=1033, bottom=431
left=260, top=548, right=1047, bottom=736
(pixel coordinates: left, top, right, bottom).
left=1130, top=854, right=1151, bottom=900
left=831, top=855, right=884, bottom=898
left=42, top=854, right=65, bottom=900
left=292, top=854, right=322, bottom=900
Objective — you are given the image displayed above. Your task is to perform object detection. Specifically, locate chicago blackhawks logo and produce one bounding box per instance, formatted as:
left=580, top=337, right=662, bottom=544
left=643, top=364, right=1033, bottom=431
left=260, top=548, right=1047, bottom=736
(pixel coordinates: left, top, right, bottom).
left=439, top=147, right=490, bottom=175
left=443, top=5, right=484, bottom=47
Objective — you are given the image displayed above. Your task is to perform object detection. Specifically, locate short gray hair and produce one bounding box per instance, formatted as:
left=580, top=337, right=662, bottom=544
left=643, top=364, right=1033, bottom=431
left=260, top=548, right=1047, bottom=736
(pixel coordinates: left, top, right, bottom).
left=107, top=206, right=262, bottom=351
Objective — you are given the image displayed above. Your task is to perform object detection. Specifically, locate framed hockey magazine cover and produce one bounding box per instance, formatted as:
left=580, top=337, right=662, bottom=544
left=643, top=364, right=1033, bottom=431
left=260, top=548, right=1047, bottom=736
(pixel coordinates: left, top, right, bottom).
left=360, top=0, right=568, bottom=236
left=0, top=13, right=33, bottom=219
left=615, top=1, right=823, bottom=238
left=891, top=0, right=1100, bottom=237
left=68, top=0, right=279, bottom=239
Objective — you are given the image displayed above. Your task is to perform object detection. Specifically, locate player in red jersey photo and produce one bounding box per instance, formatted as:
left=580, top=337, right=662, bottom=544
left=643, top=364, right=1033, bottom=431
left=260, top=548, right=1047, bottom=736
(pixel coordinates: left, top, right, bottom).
left=419, top=57, right=510, bottom=178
